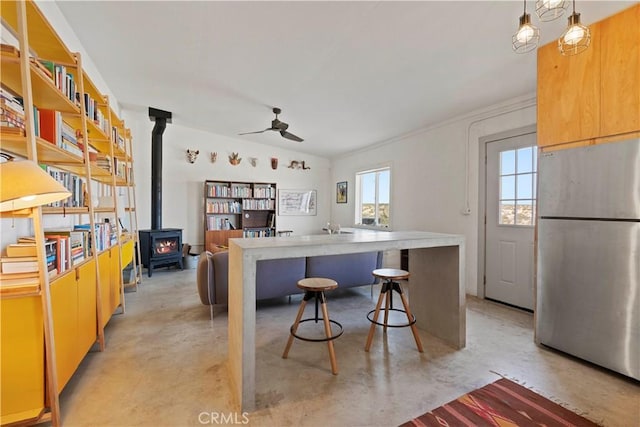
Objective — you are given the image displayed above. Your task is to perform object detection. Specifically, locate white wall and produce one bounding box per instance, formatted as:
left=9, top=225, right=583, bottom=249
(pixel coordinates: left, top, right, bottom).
left=123, top=108, right=331, bottom=252
left=331, top=95, right=537, bottom=296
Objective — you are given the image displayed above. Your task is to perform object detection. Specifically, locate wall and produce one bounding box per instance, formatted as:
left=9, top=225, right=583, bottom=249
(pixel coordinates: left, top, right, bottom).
left=123, top=108, right=331, bottom=251
left=331, top=95, right=537, bottom=296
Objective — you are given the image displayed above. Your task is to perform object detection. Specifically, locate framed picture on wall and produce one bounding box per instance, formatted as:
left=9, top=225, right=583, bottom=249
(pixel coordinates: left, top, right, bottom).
left=336, top=181, right=347, bottom=203
left=278, top=189, right=317, bottom=216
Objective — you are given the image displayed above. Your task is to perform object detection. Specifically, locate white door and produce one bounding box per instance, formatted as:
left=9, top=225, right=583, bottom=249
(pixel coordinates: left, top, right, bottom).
left=485, top=133, right=537, bottom=310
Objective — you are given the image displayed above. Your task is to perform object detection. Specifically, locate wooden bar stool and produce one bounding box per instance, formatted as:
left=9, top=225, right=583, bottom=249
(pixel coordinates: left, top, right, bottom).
left=282, top=277, right=343, bottom=374
left=365, top=268, right=423, bottom=352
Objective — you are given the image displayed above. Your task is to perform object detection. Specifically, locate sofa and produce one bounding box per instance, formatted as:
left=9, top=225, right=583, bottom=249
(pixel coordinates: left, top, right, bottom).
left=197, top=250, right=383, bottom=305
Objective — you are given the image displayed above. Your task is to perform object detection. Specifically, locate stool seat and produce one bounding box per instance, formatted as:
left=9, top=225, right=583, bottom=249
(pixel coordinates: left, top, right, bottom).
left=297, top=277, right=338, bottom=291
left=372, top=268, right=410, bottom=280
left=366, top=268, right=423, bottom=353
left=284, top=277, right=341, bottom=374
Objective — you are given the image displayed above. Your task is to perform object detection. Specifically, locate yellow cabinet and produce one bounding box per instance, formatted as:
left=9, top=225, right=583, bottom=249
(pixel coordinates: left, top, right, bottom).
left=50, top=258, right=98, bottom=393
left=77, top=260, right=98, bottom=356
left=0, top=296, right=45, bottom=425
left=110, top=245, right=122, bottom=311
left=98, top=250, right=112, bottom=328
left=537, top=4, right=640, bottom=148
left=51, top=271, right=79, bottom=392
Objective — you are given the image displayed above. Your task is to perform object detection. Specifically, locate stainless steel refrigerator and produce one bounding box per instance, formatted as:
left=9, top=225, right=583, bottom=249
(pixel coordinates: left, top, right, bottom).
left=536, top=138, right=639, bottom=380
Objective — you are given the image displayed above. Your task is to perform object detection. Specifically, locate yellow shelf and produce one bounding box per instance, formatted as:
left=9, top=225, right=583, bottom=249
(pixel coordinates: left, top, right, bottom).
left=0, top=135, right=84, bottom=167
left=1, top=1, right=75, bottom=64
left=42, top=207, right=90, bottom=215
left=1, top=54, right=80, bottom=114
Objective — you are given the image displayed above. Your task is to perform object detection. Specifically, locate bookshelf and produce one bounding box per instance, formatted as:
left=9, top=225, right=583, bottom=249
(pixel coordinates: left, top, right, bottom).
left=204, top=180, right=277, bottom=250
left=0, top=1, right=139, bottom=425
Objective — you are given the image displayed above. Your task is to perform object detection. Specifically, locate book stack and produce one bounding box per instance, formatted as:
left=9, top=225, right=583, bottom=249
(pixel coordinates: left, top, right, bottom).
left=111, top=125, right=126, bottom=151
left=0, top=238, right=40, bottom=294
left=39, top=60, right=76, bottom=104
left=41, top=166, right=84, bottom=207
left=38, top=108, right=84, bottom=157
left=95, top=154, right=112, bottom=172
left=44, top=229, right=91, bottom=270
left=74, top=222, right=113, bottom=252
left=0, top=86, right=25, bottom=136
left=43, top=232, right=71, bottom=273
left=113, top=157, right=127, bottom=179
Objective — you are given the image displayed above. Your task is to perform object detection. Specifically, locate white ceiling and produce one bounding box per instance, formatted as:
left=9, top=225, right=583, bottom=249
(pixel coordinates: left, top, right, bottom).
left=55, top=1, right=633, bottom=158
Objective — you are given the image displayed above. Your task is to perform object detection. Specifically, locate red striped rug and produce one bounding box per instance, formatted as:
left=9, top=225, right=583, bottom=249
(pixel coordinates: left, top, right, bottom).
left=401, top=378, right=600, bottom=427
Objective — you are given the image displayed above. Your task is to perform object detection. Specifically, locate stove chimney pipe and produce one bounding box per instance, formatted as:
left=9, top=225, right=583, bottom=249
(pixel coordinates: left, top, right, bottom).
left=149, top=107, right=172, bottom=230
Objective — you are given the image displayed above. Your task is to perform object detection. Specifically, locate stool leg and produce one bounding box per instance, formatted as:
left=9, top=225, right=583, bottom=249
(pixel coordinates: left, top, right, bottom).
left=383, top=281, right=391, bottom=333
left=282, top=297, right=309, bottom=359
left=365, top=287, right=387, bottom=351
left=397, top=288, right=424, bottom=353
left=319, top=296, right=338, bottom=375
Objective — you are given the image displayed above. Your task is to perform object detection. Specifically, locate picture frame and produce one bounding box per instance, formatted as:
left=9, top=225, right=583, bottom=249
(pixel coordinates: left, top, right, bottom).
left=336, top=181, right=347, bottom=203
left=278, top=189, right=317, bottom=216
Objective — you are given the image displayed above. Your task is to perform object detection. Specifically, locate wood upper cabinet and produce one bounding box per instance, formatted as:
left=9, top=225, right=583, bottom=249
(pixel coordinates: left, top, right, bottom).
left=537, top=22, right=601, bottom=147
left=537, top=4, right=640, bottom=147
left=600, top=4, right=640, bottom=136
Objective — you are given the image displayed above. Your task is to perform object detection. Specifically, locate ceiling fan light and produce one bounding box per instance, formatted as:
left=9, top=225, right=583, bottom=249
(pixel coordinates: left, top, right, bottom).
left=558, top=12, right=590, bottom=55
left=513, top=13, right=540, bottom=53
left=536, top=0, right=567, bottom=22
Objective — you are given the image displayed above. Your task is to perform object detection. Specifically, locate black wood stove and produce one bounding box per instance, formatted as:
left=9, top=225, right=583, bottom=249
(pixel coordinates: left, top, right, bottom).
left=138, top=108, right=183, bottom=277
left=139, top=228, right=183, bottom=277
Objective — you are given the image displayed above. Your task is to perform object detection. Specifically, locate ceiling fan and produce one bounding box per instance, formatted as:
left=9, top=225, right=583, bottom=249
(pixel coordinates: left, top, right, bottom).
left=239, top=107, right=304, bottom=142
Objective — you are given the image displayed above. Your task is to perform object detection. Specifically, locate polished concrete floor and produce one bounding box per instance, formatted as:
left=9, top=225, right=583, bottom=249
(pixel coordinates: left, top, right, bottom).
left=57, top=268, right=639, bottom=426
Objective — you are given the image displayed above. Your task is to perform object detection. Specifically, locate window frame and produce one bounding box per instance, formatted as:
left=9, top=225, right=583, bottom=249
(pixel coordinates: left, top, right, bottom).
left=354, top=165, right=391, bottom=230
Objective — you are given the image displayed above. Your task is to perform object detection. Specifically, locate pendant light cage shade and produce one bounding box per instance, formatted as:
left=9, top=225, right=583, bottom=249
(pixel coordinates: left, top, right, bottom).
left=558, top=12, right=591, bottom=56
left=536, top=0, right=568, bottom=22
left=0, top=160, right=71, bottom=212
left=513, top=13, right=540, bottom=53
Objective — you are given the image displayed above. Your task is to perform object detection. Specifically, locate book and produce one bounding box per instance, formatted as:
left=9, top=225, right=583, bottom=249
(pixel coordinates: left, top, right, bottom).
left=0, top=257, right=39, bottom=274
left=39, top=108, right=61, bottom=145
left=0, top=276, right=40, bottom=295
left=0, top=271, right=39, bottom=280
left=44, top=234, right=70, bottom=272
left=6, top=242, right=37, bottom=257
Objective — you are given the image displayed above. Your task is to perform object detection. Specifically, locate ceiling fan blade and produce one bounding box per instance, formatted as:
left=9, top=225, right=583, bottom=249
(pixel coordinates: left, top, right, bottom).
left=280, top=130, right=303, bottom=142
left=238, top=128, right=270, bottom=135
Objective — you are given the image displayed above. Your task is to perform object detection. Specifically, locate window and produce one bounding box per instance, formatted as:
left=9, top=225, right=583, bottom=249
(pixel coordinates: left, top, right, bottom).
left=499, top=146, right=537, bottom=226
left=355, top=167, right=390, bottom=228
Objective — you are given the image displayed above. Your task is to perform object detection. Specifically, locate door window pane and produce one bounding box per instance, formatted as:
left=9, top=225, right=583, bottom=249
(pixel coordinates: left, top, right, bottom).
left=501, top=176, right=515, bottom=199
left=500, top=150, right=516, bottom=175
left=516, top=200, right=534, bottom=225
left=500, top=201, right=516, bottom=225
left=517, top=147, right=534, bottom=173
left=498, top=146, right=537, bottom=226
left=517, top=174, right=533, bottom=199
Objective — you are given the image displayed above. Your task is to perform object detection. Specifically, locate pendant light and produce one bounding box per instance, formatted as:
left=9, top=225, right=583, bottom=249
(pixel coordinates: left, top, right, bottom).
left=536, top=0, right=568, bottom=22
left=513, top=0, right=540, bottom=53
left=558, top=0, right=590, bottom=56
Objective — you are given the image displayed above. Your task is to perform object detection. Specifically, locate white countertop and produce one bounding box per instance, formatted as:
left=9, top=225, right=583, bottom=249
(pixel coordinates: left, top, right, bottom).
left=229, top=229, right=465, bottom=260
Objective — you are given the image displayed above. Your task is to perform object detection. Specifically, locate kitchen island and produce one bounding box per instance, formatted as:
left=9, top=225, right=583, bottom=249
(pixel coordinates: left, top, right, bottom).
left=228, top=230, right=465, bottom=411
